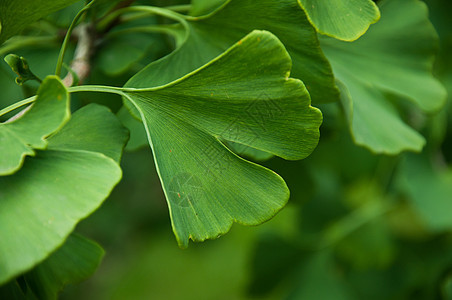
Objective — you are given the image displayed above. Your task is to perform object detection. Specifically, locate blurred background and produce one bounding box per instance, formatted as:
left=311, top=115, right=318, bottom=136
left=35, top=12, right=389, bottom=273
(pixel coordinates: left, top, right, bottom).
left=1, top=0, right=451, bottom=299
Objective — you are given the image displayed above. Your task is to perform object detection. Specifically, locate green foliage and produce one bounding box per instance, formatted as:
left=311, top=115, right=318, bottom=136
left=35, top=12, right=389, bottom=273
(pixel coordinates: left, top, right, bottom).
left=0, top=76, right=69, bottom=175
left=0, top=102, right=126, bottom=284
left=4, top=54, right=41, bottom=85
left=298, top=0, right=380, bottom=41
left=0, top=234, right=104, bottom=299
left=124, top=30, right=321, bottom=246
left=0, top=0, right=80, bottom=44
left=125, top=0, right=339, bottom=104
left=397, top=154, right=452, bottom=230
left=0, top=0, right=450, bottom=298
left=321, top=0, right=446, bottom=153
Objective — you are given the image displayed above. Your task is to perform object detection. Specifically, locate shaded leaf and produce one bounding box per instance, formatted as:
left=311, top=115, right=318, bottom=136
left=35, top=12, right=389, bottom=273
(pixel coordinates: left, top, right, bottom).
left=116, top=106, right=148, bottom=151
left=127, top=0, right=339, bottom=104
left=96, top=32, right=156, bottom=77
left=0, top=76, right=69, bottom=175
left=397, top=153, right=452, bottom=231
left=298, top=0, right=380, bottom=41
left=189, top=0, right=226, bottom=16
left=0, top=280, right=27, bottom=300
left=225, top=141, right=274, bottom=162
left=48, top=103, right=129, bottom=163
left=443, top=274, right=452, bottom=300
left=320, top=0, right=447, bottom=154
left=24, top=234, right=104, bottom=300
left=0, top=0, right=80, bottom=44
left=123, top=30, right=322, bottom=247
left=0, top=104, right=126, bottom=284
left=334, top=181, right=396, bottom=270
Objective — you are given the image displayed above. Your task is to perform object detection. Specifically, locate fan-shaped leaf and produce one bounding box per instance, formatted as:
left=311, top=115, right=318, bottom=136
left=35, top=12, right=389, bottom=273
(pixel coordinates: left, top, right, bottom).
left=320, top=0, right=447, bottom=154
left=0, top=0, right=80, bottom=44
left=0, top=76, right=69, bottom=175
left=298, top=0, right=380, bottom=41
left=122, top=30, right=322, bottom=247
left=127, top=0, right=339, bottom=104
left=0, top=104, right=127, bottom=284
left=23, top=234, right=104, bottom=300
left=189, top=0, right=226, bottom=16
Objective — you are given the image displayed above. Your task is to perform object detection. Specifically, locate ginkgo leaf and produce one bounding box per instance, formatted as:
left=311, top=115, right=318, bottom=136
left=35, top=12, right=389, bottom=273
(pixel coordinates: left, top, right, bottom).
left=225, top=141, right=274, bottom=162
left=48, top=104, right=129, bottom=163
left=189, top=0, right=226, bottom=16
left=116, top=106, right=148, bottom=151
left=0, top=76, right=69, bottom=175
left=0, top=104, right=127, bottom=284
left=298, top=0, right=380, bottom=41
left=23, top=234, right=104, bottom=300
left=320, top=0, right=447, bottom=154
left=0, top=0, right=80, bottom=44
left=127, top=0, right=339, bottom=104
left=122, top=30, right=322, bottom=247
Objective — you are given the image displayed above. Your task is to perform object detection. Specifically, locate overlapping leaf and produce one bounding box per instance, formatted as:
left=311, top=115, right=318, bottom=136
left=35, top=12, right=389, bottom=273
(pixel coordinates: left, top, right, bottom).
left=117, top=106, right=148, bottom=151
left=0, top=0, right=80, bottom=44
left=0, top=234, right=104, bottom=299
left=189, top=0, right=226, bottom=16
left=48, top=103, right=129, bottom=162
left=298, top=0, right=380, bottom=41
left=122, top=30, right=322, bottom=247
left=23, top=234, right=104, bottom=300
left=0, top=104, right=127, bottom=284
left=0, top=76, right=69, bottom=175
left=127, top=0, right=339, bottom=104
left=320, top=0, right=447, bottom=154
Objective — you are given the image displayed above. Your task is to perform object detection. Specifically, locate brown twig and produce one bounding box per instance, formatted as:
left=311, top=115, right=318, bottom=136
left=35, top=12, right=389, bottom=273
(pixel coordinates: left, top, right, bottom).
left=4, top=23, right=96, bottom=123
left=62, top=23, right=95, bottom=87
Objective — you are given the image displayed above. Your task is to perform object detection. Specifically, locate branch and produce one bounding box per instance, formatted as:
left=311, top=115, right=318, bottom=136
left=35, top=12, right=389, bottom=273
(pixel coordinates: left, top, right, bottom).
left=62, top=24, right=95, bottom=87
left=4, top=24, right=95, bottom=123
left=5, top=105, right=32, bottom=123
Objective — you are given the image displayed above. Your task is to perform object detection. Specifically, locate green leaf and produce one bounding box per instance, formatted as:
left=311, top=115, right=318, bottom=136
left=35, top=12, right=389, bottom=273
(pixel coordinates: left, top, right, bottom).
left=320, top=0, right=447, bottom=154
left=298, top=0, right=380, bottom=41
left=397, top=154, right=452, bottom=231
left=443, top=274, right=452, bottom=300
left=116, top=106, right=148, bottom=152
left=4, top=54, right=41, bottom=85
left=0, top=104, right=126, bottom=284
left=127, top=0, right=339, bottom=104
left=0, top=76, right=70, bottom=175
left=48, top=104, right=129, bottom=163
left=189, top=0, right=226, bottom=16
left=225, top=141, right=274, bottom=162
left=0, top=0, right=80, bottom=44
left=122, top=30, right=322, bottom=247
left=0, top=280, right=27, bottom=300
left=96, top=32, right=156, bottom=77
left=23, top=234, right=104, bottom=300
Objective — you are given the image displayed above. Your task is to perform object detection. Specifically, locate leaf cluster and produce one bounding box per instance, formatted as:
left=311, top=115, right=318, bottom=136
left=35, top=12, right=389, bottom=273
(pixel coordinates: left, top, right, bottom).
left=0, top=0, right=450, bottom=298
